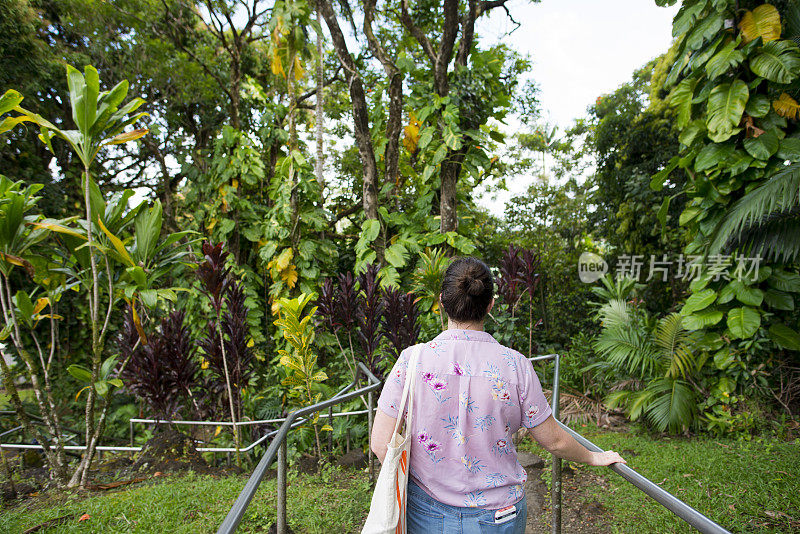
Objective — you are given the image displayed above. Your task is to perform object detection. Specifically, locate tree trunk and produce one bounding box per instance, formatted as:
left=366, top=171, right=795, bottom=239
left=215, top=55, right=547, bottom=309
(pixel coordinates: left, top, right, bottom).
left=439, top=149, right=466, bottom=236
left=318, top=0, right=379, bottom=222
left=315, top=1, right=325, bottom=204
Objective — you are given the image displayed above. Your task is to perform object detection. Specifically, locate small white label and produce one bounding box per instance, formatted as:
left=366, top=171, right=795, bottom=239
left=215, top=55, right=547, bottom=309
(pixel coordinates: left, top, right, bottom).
left=494, top=504, right=517, bottom=524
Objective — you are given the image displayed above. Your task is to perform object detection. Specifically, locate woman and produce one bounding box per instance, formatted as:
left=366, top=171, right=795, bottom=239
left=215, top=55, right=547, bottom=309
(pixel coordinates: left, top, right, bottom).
left=372, top=257, right=625, bottom=533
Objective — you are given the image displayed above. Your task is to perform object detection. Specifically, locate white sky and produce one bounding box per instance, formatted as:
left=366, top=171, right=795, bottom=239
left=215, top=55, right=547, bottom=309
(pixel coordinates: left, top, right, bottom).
left=474, top=0, right=680, bottom=211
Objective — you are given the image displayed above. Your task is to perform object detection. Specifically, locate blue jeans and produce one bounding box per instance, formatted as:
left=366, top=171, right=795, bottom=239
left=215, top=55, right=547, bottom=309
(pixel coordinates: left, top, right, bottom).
left=406, top=479, right=527, bottom=534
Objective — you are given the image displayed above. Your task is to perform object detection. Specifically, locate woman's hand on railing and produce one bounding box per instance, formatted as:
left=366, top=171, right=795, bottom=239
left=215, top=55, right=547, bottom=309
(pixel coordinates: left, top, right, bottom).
left=588, top=450, right=626, bottom=466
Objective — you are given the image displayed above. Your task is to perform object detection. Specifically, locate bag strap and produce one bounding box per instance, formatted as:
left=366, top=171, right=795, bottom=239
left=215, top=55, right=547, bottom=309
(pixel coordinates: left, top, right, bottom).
left=391, top=343, right=421, bottom=437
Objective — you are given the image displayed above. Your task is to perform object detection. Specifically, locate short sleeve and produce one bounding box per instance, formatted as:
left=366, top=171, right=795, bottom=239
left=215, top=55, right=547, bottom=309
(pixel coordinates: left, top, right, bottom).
left=518, top=357, right=552, bottom=428
left=377, top=348, right=410, bottom=419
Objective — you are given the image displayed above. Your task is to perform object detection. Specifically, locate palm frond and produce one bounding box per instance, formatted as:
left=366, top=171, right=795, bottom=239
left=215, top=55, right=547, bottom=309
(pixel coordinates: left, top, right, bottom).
left=725, top=209, right=800, bottom=264
left=655, top=313, right=696, bottom=379
left=644, top=378, right=697, bottom=433
left=594, top=325, right=660, bottom=378
left=597, top=298, right=632, bottom=327
left=708, top=162, right=800, bottom=263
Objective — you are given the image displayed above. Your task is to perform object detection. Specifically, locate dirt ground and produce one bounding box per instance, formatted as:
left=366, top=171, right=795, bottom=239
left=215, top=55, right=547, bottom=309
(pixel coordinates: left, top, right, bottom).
left=523, top=459, right=613, bottom=533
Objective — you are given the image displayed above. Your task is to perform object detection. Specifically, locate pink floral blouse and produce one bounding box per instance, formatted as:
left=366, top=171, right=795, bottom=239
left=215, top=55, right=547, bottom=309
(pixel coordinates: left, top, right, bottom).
left=377, top=329, right=552, bottom=510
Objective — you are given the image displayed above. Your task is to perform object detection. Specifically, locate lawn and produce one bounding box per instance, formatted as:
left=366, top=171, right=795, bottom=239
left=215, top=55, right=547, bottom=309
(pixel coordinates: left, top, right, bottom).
left=2, top=426, right=798, bottom=533
left=0, top=465, right=372, bottom=533
left=520, top=423, right=800, bottom=533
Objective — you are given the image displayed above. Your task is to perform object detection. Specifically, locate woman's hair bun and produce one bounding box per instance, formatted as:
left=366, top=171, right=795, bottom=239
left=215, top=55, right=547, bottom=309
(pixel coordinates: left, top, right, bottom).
left=440, top=257, right=494, bottom=323
left=466, top=277, right=484, bottom=297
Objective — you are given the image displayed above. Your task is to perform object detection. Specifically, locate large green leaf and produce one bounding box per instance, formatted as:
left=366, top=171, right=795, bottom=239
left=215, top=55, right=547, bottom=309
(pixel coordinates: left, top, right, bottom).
left=726, top=306, right=761, bottom=339
left=743, top=129, right=780, bottom=160
left=769, top=269, right=800, bottom=292
left=0, top=90, right=23, bottom=115
left=361, top=219, right=380, bottom=242
left=682, top=309, right=724, bottom=330
left=730, top=280, right=764, bottom=306
left=133, top=200, right=163, bottom=265
left=706, top=79, right=748, bottom=142
left=672, top=78, right=698, bottom=128
left=384, top=242, right=408, bottom=268
left=777, top=137, right=800, bottom=161
left=706, top=38, right=744, bottom=79
left=764, top=288, right=795, bottom=310
left=745, top=94, right=771, bottom=117
left=750, top=40, right=800, bottom=84
left=67, top=364, right=93, bottom=383
left=686, top=12, right=723, bottom=50
left=681, top=288, right=717, bottom=314
left=673, top=0, right=708, bottom=37
left=694, top=142, right=734, bottom=171
left=768, top=323, right=800, bottom=350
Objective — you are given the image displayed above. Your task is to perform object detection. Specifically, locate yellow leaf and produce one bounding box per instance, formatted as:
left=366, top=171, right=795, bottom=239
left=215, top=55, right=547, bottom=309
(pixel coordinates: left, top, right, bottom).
left=0, top=252, right=34, bottom=276
left=280, top=264, right=298, bottom=289
left=271, top=301, right=280, bottom=315
left=106, top=128, right=149, bottom=145
left=403, top=112, right=421, bottom=152
left=214, top=425, right=222, bottom=437
left=96, top=217, right=135, bottom=267
left=271, top=51, right=286, bottom=79
left=774, top=92, right=800, bottom=120
left=201, top=358, right=209, bottom=370
left=29, top=221, right=84, bottom=239
left=293, top=56, right=305, bottom=80
left=320, top=424, right=333, bottom=432
left=33, top=297, right=49, bottom=315
left=75, top=385, right=91, bottom=402
left=231, top=179, right=239, bottom=190
left=218, top=186, right=227, bottom=197
left=739, top=5, right=781, bottom=44
left=129, top=300, right=148, bottom=345
left=275, top=248, right=293, bottom=271
left=206, top=218, right=217, bottom=231
left=247, top=338, right=255, bottom=348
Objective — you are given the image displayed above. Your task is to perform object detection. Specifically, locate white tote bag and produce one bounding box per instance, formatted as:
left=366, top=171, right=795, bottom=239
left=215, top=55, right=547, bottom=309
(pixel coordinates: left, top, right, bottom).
left=362, top=344, right=422, bottom=534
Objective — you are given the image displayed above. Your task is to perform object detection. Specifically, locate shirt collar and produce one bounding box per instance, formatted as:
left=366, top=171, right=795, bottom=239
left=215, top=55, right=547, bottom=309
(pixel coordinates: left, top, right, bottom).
left=432, top=329, right=499, bottom=344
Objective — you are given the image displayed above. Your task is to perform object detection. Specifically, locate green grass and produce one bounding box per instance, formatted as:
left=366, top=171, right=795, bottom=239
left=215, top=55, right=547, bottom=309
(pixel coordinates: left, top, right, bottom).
left=3, top=427, right=798, bottom=533
left=521, top=424, right=800, bottom=533
left=0, top=465, right=372, bottom=533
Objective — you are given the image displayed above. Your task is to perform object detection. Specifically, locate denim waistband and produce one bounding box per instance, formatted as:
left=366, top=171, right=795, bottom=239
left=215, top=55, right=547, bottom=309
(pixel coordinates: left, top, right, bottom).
left=408, top=477, right=523, bottom=516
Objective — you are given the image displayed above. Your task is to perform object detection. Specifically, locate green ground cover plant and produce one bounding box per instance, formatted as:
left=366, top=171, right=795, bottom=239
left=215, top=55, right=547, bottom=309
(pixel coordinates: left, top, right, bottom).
left=0, top=465, right=372, bottom=533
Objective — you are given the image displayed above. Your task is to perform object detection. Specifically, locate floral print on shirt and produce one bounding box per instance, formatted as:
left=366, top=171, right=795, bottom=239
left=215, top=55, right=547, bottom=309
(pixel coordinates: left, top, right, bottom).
left=377, top=330, right=552, bottom=510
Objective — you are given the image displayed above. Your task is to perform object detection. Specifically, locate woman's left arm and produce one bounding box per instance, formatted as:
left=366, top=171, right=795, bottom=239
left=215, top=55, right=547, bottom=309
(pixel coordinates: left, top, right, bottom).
left=370, top=410, right=398, bottom=464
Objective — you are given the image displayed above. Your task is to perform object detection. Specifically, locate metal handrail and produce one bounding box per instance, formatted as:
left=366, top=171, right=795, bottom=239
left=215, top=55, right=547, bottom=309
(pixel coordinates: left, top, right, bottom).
left=217, top=362, right=383, bottom=534
left=557, top=421, right=731, bottom=534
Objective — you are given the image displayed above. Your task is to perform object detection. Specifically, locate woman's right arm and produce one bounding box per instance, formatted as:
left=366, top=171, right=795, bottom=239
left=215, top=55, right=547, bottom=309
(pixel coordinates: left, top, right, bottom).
left=527, top=416, right=626, bottom=467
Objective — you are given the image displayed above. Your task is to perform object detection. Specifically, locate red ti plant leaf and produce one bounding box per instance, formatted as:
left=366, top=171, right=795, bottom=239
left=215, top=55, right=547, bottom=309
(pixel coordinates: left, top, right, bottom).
left=497, top=245, right=524, bottom=313
left=357, top=263, right=384, bottom=378
left=197, top=241, right=231, bottom=314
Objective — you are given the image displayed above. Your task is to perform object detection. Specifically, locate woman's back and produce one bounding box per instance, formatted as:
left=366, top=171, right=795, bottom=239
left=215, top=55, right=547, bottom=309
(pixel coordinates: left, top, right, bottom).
left=377, top=328, right=552, bottom=510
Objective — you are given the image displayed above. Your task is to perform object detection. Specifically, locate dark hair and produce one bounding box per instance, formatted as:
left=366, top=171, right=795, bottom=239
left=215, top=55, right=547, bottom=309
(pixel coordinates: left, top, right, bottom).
left=440, top=257, right=494, bottom=323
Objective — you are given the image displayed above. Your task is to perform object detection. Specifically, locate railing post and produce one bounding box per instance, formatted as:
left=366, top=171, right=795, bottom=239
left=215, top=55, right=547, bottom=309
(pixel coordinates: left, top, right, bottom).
left=328, top=406, right=333, bottom=454
left=129, top=420, right=134, bottom=447
left=277, top=437, right=287, bottom=534
left=367, top=390, right=375, bottom=483
left=551, top=354, right=561, bottom=534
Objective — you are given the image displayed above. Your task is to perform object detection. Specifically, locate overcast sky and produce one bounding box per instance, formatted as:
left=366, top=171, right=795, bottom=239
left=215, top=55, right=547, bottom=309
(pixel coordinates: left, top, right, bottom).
left=474, top=0, right=680, bottom=210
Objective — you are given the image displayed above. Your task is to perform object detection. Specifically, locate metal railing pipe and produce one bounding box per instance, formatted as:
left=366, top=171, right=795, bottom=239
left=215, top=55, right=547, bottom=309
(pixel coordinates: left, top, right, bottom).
left=217, top=363, right=382, bottom=534
left=556, top=420, right=731, bottom=534
left=551, top=354, right=561, bottom=534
